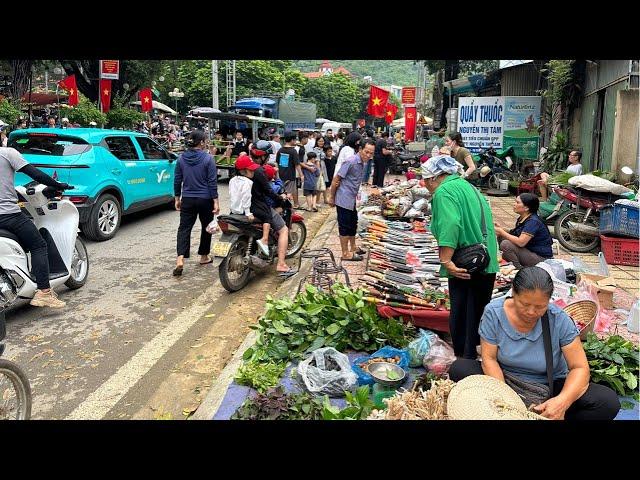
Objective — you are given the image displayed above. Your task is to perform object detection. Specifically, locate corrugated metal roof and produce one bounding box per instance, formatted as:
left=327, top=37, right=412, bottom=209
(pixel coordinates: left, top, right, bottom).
left=584, top=60, right=630, bottom=96
left=500, top=62, right=541, bottom=96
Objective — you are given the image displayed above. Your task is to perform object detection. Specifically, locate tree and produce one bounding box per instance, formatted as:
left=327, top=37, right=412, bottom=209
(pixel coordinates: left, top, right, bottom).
left=540, top=60, right=578, bottom=139
left=0, top=98, right=23, bottom=125
left=61, top=94, right=106, bottom=126
left=302, top=73, right=360, bottom=123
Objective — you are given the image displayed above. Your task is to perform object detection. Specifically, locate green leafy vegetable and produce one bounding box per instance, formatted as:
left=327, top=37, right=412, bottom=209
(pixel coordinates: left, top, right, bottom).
left=231, top=386, right=325, bottom=420
left=386, top=370, right=400, bottom=380
left=322, top=385, right=375, bottom=420
left=234, top=361, right=287, bottom=393
left=583, top=333, right=639, bottom=397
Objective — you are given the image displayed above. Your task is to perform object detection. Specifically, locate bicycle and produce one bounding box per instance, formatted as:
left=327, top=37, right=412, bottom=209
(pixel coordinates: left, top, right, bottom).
left=0, top=311, right=32, bottom=420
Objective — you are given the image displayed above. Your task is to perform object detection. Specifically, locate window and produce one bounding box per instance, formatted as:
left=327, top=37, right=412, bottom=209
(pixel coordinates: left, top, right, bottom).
left=104, top=136, right=139, bottom=160
left=134, top=136, right=169, bottom=160
left=9, top=134, right=91, bottom=156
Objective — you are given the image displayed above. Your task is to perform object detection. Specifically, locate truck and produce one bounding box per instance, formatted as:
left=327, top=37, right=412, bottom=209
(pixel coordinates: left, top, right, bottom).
left=230, top=97, right=317, bottom=130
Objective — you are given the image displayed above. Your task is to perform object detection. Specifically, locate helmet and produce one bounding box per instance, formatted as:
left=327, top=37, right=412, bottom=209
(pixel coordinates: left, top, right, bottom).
left=251, top=139, right=273, bottom=157
left=480, top=166, right=491, bottom=178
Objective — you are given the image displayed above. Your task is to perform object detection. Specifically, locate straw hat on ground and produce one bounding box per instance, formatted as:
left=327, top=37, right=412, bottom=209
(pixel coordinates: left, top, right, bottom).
left=447, top=375, right=547, bottom=420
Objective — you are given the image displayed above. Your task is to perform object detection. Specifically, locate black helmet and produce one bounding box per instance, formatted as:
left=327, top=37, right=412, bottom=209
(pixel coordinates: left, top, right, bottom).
left=251, top=139, right=273, bottom=157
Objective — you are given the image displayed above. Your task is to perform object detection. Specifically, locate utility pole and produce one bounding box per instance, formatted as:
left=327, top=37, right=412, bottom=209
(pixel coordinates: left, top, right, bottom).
left=211, top=60, right=219, bottom=109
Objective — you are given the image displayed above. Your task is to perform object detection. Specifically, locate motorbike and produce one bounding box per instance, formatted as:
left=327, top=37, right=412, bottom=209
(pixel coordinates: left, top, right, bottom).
left=0, top=183, right=89, bottom=309
left=389, top=145, right=425, bottom=174
left=214, top=199, right=307, bottom=292
left=472, top=146, right=518, bottom=190
left=553, top=185, right=628, bottom=252
left=0, top=310, right=31, bottom=419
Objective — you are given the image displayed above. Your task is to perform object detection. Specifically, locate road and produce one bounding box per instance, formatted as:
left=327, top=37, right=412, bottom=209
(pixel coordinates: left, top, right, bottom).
left=2, top=182, right=320, bottom=419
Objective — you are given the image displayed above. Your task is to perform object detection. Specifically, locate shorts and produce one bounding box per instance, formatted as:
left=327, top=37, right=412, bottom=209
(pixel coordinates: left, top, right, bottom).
left=336, top=205, right=358, bottom=237
left=284, top=180, right=297, bottom=195
left=303, top=189, right=316, bottom=196
left=268, top=207, right=286, bottom=232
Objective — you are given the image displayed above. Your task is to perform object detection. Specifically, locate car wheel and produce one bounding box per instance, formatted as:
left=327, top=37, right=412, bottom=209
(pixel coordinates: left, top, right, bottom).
left=82, top=194, right=122, bottom=241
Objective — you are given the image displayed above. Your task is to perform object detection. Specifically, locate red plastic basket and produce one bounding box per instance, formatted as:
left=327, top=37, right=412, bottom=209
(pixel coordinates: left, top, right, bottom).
left=600, top=234, right=640, bottom=266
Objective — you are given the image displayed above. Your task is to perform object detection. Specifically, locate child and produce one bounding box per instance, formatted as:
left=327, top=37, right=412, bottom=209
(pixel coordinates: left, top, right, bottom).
left=229, top=156, right=270, bottom=256
left=322, top=145, right=336, bottom=204
left=302, top=151, right=320, bottom=212
left=264, top=164, right=285, bottom=210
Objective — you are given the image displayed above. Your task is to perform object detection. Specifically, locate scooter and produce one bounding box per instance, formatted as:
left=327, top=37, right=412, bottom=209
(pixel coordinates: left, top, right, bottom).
left=0, top=182, right=89, bottom=311
left=214, top=199, right=307, bottom=292
left=390, top=145, right=425, bottom=174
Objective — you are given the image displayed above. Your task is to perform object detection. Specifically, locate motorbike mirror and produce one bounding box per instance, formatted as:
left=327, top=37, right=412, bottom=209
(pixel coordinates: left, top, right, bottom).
left=621, top=166, right=634, bottom=175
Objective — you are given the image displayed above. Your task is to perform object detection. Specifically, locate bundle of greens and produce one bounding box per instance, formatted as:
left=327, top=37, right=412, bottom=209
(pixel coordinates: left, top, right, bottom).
left=231, top=386, right=325, bottom=420
left=583, top=333, right=639, bottom=399
left=234, top=360, right=288, bottom=393
left=243, top=283, right=415, bottom=363
left=322, top=385, right=375, bottom=420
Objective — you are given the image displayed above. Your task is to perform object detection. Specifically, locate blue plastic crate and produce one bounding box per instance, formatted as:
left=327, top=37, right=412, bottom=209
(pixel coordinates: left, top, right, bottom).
left=600, top=202, right=639, bottom=238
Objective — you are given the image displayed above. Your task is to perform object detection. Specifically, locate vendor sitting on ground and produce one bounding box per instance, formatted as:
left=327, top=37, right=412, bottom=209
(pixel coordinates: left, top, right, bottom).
left=494, top=193, right=554, bottom=269
left=538, top=150, right=583, bottom=201
left=449, top=267, right=620, bottom=420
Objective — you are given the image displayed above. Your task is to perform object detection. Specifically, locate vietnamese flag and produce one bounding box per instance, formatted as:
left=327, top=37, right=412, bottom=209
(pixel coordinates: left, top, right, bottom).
left=100, top=79, right=112, bottom=113
left=366, top=85, right=389, bottom=118
left=58, top=74, right=79, bottom=106
left=404, top=106, right=417, bottom=142
left=385, top=104, right=398, bottom=125
left=139, top=88, right=153, bottom=112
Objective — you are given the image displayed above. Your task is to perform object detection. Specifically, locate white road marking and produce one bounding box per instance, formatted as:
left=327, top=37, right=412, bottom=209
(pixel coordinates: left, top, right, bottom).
left=66, top=283, right=222, bottom=420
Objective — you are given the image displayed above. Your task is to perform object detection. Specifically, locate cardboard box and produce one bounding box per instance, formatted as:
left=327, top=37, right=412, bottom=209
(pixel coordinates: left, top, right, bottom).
left=576, top=273, right=617, bottom=310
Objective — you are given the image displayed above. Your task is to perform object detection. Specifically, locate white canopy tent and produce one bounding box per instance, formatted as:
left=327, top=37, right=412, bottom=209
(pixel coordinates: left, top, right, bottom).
left=130, top=100, right=177, bottom=115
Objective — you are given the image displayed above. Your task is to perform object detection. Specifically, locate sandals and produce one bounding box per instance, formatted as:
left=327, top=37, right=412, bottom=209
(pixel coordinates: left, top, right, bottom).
left=341, top=254, right=363, bottom=262
left=355, top=247, right=367, bottom=255
left=277, top=268, right=298, bottom=278
left=172, top=265, right=184, bottom=276
left=311, top=207, right=319, bottom=212
left=199, top=255, right=213, bottom=265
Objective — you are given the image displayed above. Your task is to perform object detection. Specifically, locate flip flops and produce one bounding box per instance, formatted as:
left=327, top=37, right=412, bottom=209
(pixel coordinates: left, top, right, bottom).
left=199, top=256, right=213, bottom=265
left=341, top=254, right=363, bottom=262
left=278, top=268, right=298, bottom=278
left=355, top=247, right=367, bottom=255
left=172, top=265, right=184, bottom=276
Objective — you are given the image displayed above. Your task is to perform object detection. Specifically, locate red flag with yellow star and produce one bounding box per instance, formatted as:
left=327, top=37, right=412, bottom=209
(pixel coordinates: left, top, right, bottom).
left=366, top=85, right=389, bottom=118
left=100, top=79, right=112, bottom=113
left=58, top=74, right=79, bottom=106
left=139, top=87, right=153, bottom=112
left=384, top=104, right=398, bottom=125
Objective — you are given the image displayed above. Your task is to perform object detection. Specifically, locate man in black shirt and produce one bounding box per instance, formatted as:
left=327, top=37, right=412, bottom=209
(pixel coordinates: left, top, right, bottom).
left=373, top=132, right=393, bottom=187
left=225, top=131, right=249, bottom=159
left=277, top=131, right=302, bottom=209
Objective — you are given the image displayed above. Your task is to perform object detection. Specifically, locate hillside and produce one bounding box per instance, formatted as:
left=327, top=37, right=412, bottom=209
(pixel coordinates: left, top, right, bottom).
left=293, top=60, right=421, bottom=87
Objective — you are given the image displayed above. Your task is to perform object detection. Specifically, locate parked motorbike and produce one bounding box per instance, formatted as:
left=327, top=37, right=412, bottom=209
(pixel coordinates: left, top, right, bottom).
left=553, top=185, right=628, bottom=252
left=472, top=146, right=518, bottom=189
left=0, top=183, right=89, bottom=310
left=215, top=199, right=307, bottom=292
left=389, top=145, right=425, bottom=174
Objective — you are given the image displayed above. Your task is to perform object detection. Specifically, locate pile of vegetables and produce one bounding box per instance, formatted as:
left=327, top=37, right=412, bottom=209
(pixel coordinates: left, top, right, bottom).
left=234, top=360, right=287, bottom=393
left=243, top=284, right=415, bottom=364
left=367, top=379, right=455, bottom=420
left=583, top=333, right=639, bottom=400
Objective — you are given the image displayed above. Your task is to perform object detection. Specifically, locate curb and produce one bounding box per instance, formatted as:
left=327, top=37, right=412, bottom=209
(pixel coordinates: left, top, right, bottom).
left=192, top=211, right=338, bottom=420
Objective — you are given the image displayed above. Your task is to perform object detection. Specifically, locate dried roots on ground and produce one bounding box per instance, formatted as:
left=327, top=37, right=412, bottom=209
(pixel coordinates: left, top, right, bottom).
left=367, top=379, right=455, bottom=420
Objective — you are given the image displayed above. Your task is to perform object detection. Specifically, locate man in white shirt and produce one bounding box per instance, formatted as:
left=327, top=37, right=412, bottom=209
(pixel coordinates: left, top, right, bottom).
left=538, top=150, right=583, bottom=201
left=268, top=133, right=281, bottom=164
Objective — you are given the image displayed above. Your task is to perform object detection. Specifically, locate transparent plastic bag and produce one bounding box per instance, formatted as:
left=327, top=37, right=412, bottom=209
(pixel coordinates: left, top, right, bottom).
left=297, top=347, right=358, bottom=397
left=206, top=216, right=219, bottom=234
left=422, top=336, right=456, bottom=375
left=407, top=329, right=437, bottom=367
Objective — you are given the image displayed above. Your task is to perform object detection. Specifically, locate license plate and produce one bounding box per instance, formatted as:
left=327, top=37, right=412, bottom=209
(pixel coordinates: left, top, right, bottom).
left=213, top=241, right=232, bottom=257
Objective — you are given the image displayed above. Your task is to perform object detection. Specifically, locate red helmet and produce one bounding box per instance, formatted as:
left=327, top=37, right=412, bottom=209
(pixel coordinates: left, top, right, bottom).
left=250, top=139, right=273, bottom=158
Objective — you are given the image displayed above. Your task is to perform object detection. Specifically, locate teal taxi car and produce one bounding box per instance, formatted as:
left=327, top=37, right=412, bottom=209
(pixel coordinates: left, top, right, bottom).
left=10, top=128, right=178, bottom=241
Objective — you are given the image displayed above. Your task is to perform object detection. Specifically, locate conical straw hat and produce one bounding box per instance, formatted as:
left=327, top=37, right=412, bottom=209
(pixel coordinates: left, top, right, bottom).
left=447, top=375, right=547, bottom=420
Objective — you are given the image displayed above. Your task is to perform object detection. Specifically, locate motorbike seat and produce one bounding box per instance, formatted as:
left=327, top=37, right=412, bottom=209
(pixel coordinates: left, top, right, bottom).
left=219, top=214, right=251, bottom=224
left=0, top=229, right=21, bottom=244
left=398, top=154, right=416, bottom=161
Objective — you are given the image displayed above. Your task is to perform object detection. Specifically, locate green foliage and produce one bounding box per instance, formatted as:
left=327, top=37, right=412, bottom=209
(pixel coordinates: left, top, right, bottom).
left=0, top=99, right=23, bottom=126
left=234, top=360, right=287, bottom=393
left=422, top=60, right=499, bottom=76
left=583, top=333, right=639, bottom=396
left=62, top=95, right=107, bottom=126
left=231, top=386, right=325, bottom=420
left=243, top=283, right=415, bottom=364
left=294, top=60, right=421, bottom=87
left=541, top=60, right=575, bottom=105
left=322, top=385, right=375, bottom=420
left=542, top=132, right=573, bottom=172
left=302, top=74, right=361, bottom=122
left=106, top=107, right=145, bottom=130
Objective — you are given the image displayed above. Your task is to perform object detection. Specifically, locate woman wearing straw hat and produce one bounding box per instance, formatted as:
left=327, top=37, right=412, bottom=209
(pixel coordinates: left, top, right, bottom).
left=422, top=154, right=499, bottom=360
left=449, top=267, right=620, bottom=420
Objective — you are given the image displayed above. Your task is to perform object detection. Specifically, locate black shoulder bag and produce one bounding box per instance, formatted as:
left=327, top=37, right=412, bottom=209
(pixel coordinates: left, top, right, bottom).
left=450, top=187, right=490, bottom=274
left=503, top=312, right=555, bottom=408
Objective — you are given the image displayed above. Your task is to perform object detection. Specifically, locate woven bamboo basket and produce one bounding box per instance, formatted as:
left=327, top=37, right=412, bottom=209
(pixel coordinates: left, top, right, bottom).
left=563, top=300, right=598, bottom=341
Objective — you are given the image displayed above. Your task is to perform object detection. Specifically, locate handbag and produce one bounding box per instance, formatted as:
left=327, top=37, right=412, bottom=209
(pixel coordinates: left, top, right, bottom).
left=450, top=187, right=490, bottom=274
left=503, top=312, right=555, bottom=408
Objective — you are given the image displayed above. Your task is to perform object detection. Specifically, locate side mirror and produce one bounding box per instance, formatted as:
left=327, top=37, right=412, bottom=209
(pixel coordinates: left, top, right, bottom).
left=168, top=152, right=178, bottom=162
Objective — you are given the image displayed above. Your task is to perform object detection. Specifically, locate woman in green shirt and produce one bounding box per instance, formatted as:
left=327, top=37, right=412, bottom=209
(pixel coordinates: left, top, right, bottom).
left=445, top=132, right=476, bottom=179
left=422, top=155, right=499, bottom=359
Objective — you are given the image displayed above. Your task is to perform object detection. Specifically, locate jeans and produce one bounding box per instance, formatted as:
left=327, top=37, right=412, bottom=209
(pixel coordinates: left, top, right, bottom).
left=176, top=197, right=214, bottom=258
left=0, top=212, right=50, bottom=289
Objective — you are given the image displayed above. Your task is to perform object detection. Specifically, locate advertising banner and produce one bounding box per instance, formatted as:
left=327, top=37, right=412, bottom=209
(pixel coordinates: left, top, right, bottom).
left=100, top=60, right=120, bottom=80
left=457, top=96, right=541, bottom=158
left=401, top=87, right=416, bottom=105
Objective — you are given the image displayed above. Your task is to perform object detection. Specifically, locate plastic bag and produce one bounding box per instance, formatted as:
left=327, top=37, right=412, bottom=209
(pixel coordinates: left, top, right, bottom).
left=297, top=347, right=358, bottom=397
left=206, top=216, right=219, bottom=234
left=422, top=336, right=456, bottom=375
left=412, top=198, right=429, bottom=211
left=351, top=346, right=411, bottom=386
left=407, top=329, right=438, bottom=367
left=403, top=208, right=423, bottom=218
left=542, top=259, right=567, bottom=282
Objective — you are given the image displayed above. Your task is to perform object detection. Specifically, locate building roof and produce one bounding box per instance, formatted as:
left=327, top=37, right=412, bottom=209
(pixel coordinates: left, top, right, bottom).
left=302, top=61, right=353, bottom=79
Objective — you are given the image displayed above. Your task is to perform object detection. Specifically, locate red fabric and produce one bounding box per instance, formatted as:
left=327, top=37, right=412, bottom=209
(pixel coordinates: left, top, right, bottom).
left=404, top=106, right=417, bottom=142
left=384, top=104, right=398, bottom=124
left=139, top=88, right=153, bottom=112
left=58, top=75, right=78, bottom=106
left=99, top=79, right=112, bottom=113
left=366, top=85, right=390, bottom=118
left=377, top=305, right=450, bottom=333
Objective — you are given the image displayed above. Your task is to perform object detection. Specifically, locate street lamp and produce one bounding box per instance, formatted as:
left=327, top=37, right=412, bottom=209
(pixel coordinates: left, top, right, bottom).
left=168, top=87, right=184, bottom=116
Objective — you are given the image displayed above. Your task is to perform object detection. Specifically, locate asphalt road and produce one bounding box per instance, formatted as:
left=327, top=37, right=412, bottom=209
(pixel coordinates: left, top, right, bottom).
left=2, top=182, right=256, bottom=419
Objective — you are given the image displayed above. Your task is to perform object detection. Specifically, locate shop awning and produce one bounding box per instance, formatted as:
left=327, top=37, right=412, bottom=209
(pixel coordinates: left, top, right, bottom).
left=20, top=92, right=68, bottom=106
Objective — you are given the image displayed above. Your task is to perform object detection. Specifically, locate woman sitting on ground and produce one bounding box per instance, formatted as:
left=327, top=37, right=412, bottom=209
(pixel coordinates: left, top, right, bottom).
left=494, top=193, right=553, bottom=269
left=449, top=267, right=620, bottom=420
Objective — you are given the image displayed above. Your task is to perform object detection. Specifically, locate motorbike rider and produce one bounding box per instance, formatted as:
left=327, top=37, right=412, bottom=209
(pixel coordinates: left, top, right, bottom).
left=0, top=146, right=72, bottom=308
left=248, top=140, right=297, bottom=278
